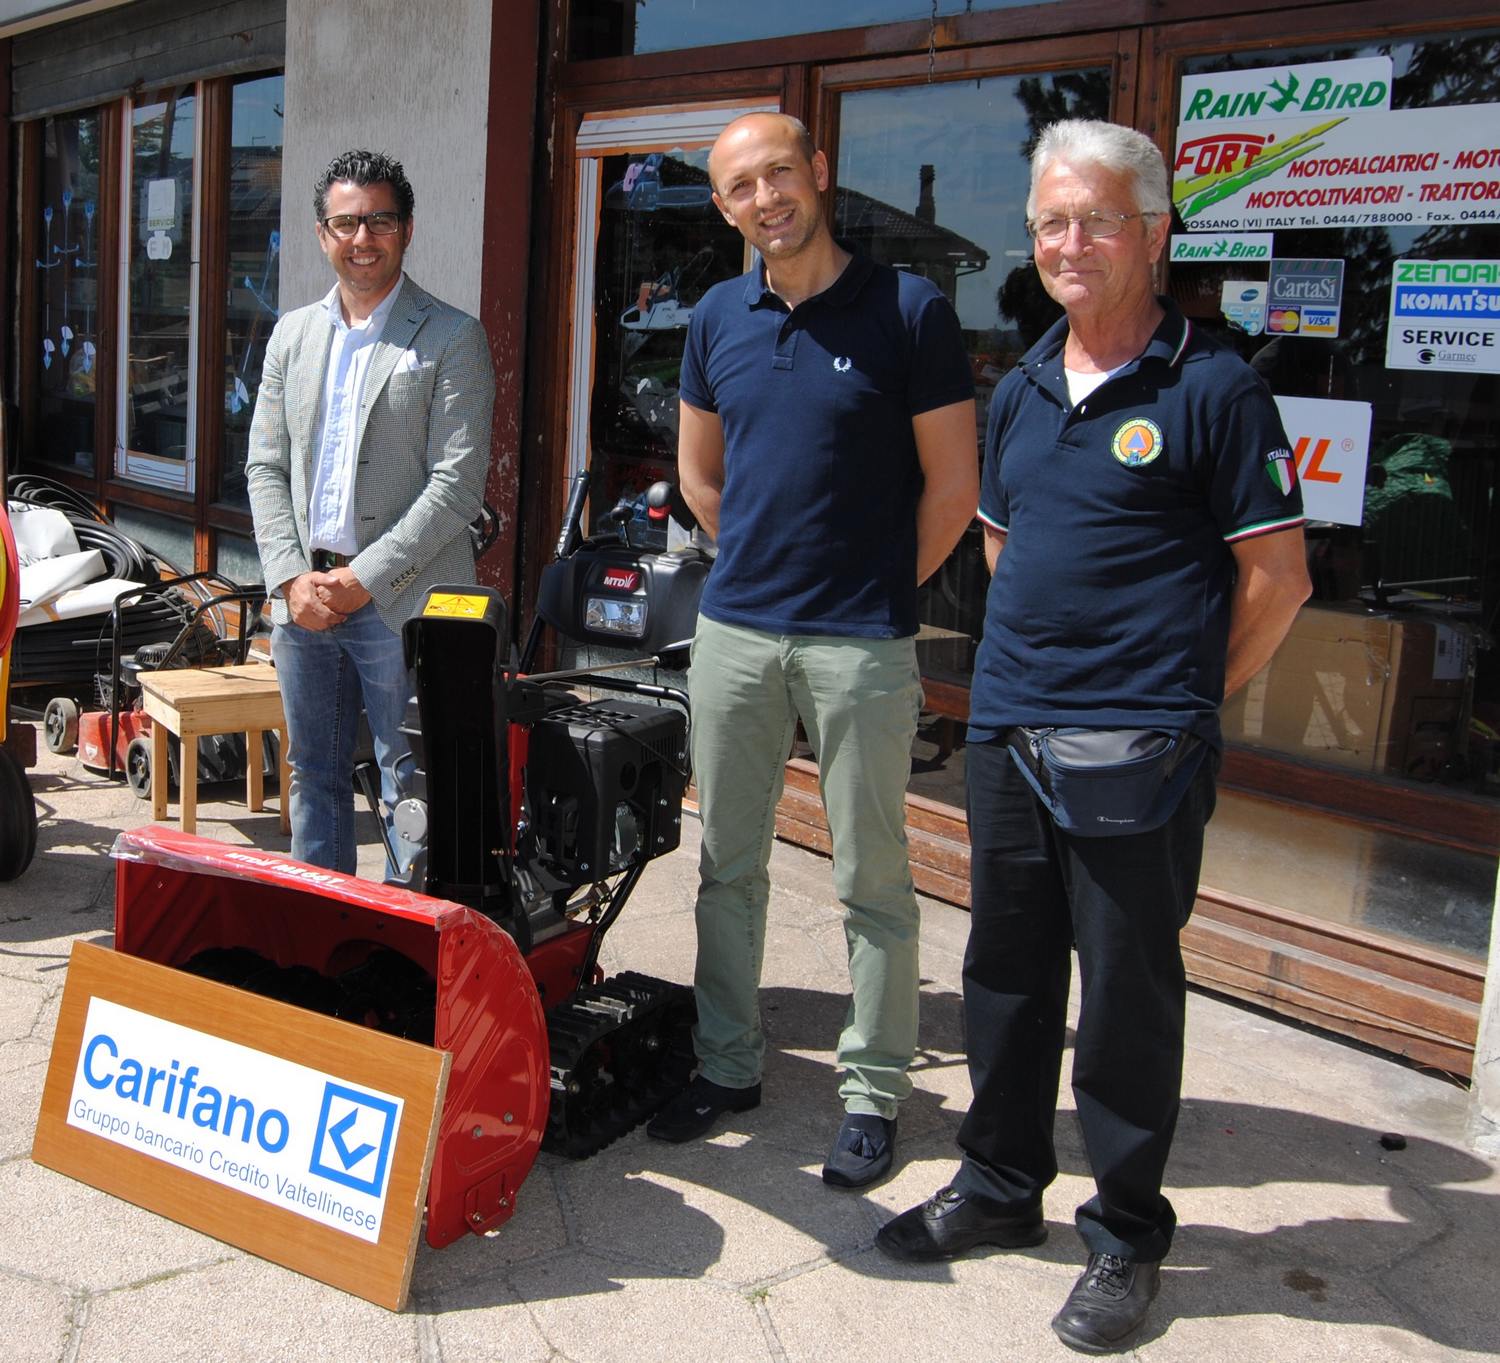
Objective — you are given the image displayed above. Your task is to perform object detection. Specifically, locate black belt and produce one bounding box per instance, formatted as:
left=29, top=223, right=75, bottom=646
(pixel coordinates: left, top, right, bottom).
left=310, top=549, right=351, bottom=571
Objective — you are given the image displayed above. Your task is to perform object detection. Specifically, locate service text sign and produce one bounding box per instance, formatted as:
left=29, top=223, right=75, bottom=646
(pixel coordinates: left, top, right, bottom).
left=1385, top=259, right=1500, bottom=374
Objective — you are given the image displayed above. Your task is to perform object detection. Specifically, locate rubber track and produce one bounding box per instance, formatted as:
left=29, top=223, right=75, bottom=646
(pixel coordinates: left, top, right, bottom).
left=543, top=970, right=695, bottom=1158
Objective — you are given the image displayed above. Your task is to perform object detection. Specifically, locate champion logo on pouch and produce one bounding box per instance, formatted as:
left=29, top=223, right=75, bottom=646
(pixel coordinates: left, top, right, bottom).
left=1110, top=417, right=1164, bottom=468
left=832, top=356, right=852, bottom=372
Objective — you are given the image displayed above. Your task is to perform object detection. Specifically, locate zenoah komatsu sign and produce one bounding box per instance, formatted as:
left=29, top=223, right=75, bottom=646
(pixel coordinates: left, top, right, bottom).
left=1173, top=104, right=1500, bottom=232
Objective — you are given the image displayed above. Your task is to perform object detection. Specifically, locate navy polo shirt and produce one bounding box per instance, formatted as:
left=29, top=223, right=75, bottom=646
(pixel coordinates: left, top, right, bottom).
left=679, top=251, right=973, bottom=639
left=968, top=300, right=1305, bottom=748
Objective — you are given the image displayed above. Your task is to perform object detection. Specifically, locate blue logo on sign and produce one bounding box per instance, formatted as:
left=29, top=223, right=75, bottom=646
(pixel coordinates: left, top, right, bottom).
left=309, top=1082, right=397, bottom=1197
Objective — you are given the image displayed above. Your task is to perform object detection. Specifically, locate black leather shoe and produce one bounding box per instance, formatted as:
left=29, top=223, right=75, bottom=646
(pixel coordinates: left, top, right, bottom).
left=646, top=1075, right=760, bottom=1142
left=1051, top=1252, right=1162, bottom=1353
left=822, top=1113, right=896, bottom=1189
left=875, top=1185, right=1046, bottom=1261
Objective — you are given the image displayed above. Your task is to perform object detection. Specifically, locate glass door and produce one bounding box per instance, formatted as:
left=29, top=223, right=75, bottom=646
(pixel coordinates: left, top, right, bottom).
left=821, top=39, right=1123, bottom=809
left=566, top=99, right=777, bottom=541
left=1161, top=27, right=1500, bottom=965
left=116, top=85, right=199, bottom=493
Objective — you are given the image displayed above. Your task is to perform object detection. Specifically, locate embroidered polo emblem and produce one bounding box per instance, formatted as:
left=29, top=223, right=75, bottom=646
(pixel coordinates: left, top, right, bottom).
left=1111, top=417, right=1164, bottom=467
left=832, top=356, right=852, bottom=372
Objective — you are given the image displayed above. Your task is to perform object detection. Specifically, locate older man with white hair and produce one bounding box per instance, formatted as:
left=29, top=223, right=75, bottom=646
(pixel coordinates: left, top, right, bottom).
left=878, top=120, right=1311, bottom=1352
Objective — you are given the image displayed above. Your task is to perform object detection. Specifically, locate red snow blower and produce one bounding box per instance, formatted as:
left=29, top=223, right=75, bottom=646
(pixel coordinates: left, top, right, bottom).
left=110, top=472, right=711, bottom=1246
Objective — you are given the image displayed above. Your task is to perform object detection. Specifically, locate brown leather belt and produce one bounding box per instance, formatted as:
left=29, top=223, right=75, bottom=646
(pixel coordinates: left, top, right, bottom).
left=310, top=549, right=351, bottom=571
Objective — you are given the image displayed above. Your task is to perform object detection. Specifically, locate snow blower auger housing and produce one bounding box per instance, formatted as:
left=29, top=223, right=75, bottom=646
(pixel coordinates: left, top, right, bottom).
left=110, top=474, right=710, bottom=1246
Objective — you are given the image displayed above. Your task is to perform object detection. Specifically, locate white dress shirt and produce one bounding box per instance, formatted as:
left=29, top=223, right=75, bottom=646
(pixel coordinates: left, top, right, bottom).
left=307, top=277, right=404, bottom=555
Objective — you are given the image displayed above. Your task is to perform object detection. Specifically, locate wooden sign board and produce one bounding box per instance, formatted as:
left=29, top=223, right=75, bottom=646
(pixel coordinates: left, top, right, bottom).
left=33, top=941, right=449, bottom=1311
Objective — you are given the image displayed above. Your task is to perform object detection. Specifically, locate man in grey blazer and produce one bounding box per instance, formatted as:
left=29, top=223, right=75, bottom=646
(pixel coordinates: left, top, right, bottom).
left=247, top=149, right=494, bottom=875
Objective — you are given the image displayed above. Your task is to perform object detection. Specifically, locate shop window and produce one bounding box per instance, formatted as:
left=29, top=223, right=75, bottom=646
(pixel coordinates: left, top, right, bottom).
left=213, top=530, right=264, bottom=589
left=219, top=74, right=284, bottom=512
left=110, top=504, right=195, bottom=577
left=1172, top=31, right=1500, bottom=959
left=120, top=87, right=198, bottom=493
left=569, top=0, right=1055, bottom=60
left=567, top=102, right=774, bottom=543
left=32, top=108, right=104, bottom=475
left=16, top=72, right=282, bottom=581
left=832, top=69, right=1108, bottom=807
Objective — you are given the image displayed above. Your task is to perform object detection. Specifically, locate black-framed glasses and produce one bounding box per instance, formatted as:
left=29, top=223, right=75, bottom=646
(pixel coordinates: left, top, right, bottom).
left=319, top=211, right=404, bottom=239
left=1026, top=210, right=1158, bottom=243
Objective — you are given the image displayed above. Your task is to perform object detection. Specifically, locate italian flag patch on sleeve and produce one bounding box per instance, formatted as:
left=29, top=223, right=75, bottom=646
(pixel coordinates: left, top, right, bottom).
left=1265, top=449, right=1296, bottom=495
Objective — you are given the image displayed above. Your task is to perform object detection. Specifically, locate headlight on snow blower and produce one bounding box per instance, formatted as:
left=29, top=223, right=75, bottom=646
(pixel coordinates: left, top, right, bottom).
left=584, top=595, right=647, bottom=638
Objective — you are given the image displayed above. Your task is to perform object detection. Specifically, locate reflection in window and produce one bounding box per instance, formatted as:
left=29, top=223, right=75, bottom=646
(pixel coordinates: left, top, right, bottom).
left=570, top=0, right=1050, bottom=60
left=214, top=529, right=265, bottom=589
left=834, top=71, right=1108, bottom=809
left=836, top=72, right=1107, bottom=684
left=587, top=148, right=744, bottom=543
left=121, top=87, right=197, bottom=491
left=1173, top=31, right=1500, bottom=959
left=110, top=503, right=194, bottom=576
left=35, top=109, right=103, bottom=474
left=220, top=74, right=284, bottom=510
left=1179, top=34, right=1500, bottom=797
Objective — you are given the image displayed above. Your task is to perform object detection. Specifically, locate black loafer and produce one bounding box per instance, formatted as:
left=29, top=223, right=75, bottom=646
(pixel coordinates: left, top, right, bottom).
left=822, top=1113, right=896, bottom=1189
left=875, top=1184, right=1046, bottom=1261
left=1051, top=1252, right=1161, bottom=1353
left=646, top=1075, right=760, bottom=1143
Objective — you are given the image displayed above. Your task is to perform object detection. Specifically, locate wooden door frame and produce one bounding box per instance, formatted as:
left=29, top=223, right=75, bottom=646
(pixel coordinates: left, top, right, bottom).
left=518, top=67, right=793, bottom=651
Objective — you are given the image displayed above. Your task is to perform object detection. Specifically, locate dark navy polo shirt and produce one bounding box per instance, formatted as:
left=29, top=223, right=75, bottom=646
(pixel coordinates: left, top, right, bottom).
left=968, top=299, right=1305, bottom=748
left=679, top=251, right=973, bottom=639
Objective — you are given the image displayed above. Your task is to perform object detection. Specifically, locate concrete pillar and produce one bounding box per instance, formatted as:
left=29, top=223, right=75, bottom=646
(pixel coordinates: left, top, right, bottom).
left=279, top=0, right=493, bottom=317
left=1469, top=865, right=1500, bottom=1153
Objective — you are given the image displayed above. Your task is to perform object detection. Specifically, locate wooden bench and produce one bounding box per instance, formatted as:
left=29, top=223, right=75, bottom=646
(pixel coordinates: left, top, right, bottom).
left=137, top=662, right=290, bottom=836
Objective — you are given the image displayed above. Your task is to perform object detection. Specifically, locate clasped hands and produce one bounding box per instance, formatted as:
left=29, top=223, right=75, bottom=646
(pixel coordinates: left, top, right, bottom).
left=285, top=566, right=371, bottom=629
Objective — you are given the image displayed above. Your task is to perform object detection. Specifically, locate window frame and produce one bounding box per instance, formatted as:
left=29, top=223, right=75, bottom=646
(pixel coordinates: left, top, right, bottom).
left=13, top=70, right=280, bottom=578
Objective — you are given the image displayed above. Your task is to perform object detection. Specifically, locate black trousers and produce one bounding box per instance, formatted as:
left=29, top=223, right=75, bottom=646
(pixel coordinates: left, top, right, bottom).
left=953, top=735, right=1216, bottom=1262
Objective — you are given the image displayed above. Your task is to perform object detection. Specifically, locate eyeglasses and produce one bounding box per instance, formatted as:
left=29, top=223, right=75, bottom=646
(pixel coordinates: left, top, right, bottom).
left=1026, top=210, right=1158, bottom=243
left=319, top=211, right=404, bottom=239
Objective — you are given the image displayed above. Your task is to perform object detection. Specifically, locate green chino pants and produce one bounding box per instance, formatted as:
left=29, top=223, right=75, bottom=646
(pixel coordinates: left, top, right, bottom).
left=687, top=615, right=924, bottom=1118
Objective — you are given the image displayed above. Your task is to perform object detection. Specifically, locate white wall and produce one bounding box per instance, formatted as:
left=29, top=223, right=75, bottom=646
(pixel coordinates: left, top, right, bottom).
left=279, top=0, right=491, bottom=317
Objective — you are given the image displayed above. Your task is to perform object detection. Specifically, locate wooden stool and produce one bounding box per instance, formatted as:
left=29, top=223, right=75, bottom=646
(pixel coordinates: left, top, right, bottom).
left=137, top=663, right=290, bottom=837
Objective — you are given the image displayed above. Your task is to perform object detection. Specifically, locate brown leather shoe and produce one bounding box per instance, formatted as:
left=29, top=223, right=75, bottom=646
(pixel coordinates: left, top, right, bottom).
left=875, top=1185, right=1046, bottom=1261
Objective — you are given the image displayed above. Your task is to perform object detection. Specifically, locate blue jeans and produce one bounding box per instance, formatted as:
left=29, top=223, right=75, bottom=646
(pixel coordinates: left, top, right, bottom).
left=271, top=604, right=415, bottom=877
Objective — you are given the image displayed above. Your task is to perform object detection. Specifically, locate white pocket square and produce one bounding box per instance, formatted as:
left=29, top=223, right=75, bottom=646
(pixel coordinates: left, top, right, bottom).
left=396, top=347, right=423, bottom=374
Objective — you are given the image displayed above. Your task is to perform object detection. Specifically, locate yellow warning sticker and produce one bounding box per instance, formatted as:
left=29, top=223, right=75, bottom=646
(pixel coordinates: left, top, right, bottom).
left=422, top=593, right=489, bottom=619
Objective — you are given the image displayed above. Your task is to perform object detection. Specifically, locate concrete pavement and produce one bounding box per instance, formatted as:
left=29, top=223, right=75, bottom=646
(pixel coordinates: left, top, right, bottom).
left=2, top=733, right=1497, bottom=1361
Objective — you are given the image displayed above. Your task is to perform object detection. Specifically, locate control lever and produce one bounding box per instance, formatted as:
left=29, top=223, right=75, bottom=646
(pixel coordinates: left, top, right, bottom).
left=645, top=480, right=699, bottom=534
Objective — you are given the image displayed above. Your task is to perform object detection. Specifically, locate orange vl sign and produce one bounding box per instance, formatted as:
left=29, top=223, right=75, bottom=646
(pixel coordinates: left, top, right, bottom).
left=1271, top=395, right=1372, bottom=526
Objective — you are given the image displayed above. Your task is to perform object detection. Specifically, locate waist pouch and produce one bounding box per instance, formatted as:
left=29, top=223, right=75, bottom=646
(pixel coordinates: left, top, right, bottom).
left=1004, top=726, right=1207, bottom=837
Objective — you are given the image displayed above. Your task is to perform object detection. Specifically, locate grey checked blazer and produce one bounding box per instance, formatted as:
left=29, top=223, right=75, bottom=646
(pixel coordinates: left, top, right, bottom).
left=245, top=275, right=495, bottom=634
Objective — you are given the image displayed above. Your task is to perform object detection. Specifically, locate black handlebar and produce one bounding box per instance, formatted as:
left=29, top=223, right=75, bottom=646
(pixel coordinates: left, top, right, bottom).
left=556, top=469, right=592, bottom=561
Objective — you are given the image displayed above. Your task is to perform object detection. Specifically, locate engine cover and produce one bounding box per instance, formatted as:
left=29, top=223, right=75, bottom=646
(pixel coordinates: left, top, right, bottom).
left=525, top=698, right=687, bottom=884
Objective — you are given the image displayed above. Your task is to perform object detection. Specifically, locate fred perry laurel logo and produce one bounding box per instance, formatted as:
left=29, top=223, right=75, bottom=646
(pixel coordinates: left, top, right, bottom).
left=832, top=356, right=852, bottom=372
left=1111, top=417, right=1164, bottom=467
